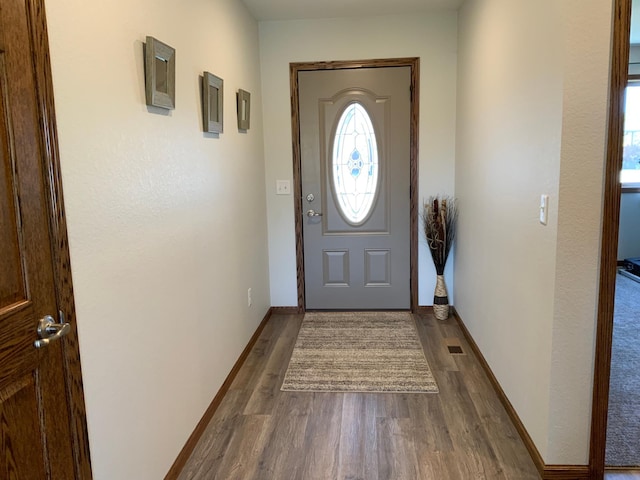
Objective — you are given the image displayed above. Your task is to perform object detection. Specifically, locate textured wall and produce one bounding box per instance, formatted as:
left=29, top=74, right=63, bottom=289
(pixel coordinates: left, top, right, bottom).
left=259, top=13, right=458, bottom=307
left=456, top=0, right=612, bottom=464
left=456, top=0, right=562, bottom=458
left=45, top=0, right=269, bottom=478
left=547, top=0, right=613, bottom=463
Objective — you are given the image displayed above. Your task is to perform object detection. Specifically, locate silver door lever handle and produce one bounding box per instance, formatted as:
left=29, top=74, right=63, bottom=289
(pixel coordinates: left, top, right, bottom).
left=34, top=315, right=71, bottom=349
left=306, top=209, right=323, bottom=217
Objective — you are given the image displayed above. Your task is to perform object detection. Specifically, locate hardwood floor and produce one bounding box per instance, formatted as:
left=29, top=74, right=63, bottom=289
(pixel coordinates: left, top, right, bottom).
left=177, top=312, right=544, bottom=479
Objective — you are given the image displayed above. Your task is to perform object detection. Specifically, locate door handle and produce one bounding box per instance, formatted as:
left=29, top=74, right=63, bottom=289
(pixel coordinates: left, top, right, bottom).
left=306, top=209, right=323, bottom=217
left=34, top=314, right=71, bottom=349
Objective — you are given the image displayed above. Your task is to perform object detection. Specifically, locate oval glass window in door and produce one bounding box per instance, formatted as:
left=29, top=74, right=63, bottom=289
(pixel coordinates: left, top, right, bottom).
left=331, top=102, right=379, bottom=224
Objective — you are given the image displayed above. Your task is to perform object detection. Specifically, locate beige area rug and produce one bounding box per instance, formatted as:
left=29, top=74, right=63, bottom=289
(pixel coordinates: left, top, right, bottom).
left=281, top=311, right=438, bottom=393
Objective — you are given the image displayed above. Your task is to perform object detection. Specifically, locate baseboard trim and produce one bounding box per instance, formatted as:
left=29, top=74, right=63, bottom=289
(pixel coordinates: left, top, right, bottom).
left=542, top=465, right=590, bottom=479
left=270, top=306, right=299, bottom=314
left=164, top=307, right=275, bottom=480
left=413, top=305, right=433, bottom=315
left=451, top=308, right=590, bottom=480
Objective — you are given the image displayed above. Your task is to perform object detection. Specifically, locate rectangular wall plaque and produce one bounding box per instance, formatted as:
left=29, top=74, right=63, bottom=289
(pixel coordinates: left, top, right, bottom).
left=202, top=72, right=223, bottom=133
left=144, top=36, right=175, bottom=109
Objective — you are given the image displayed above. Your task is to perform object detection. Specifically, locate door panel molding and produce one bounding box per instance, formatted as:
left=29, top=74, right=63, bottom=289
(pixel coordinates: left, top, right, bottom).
left=290, top=58, right=419, bottom=313
left=322, top=250, right=350, bottom=286
left=25, top=0, right=93, bottom=477
left=0, top=57, right=28, bottom=305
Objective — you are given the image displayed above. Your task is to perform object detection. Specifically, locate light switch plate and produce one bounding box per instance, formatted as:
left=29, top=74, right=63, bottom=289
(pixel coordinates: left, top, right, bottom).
left=276, top=180, right=291, bottom=195
left=539, top=194, right=549, bottom=225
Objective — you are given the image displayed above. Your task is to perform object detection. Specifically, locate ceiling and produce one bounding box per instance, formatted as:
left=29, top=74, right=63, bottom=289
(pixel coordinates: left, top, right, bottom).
left=239, top=0, right=640, bottom=43
left=241, top=0, right=464, bottom=21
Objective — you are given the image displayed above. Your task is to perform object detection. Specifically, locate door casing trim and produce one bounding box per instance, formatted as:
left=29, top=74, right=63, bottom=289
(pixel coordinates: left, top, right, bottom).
left=290, top=58, right=420, bottom=313
left=589, top=0, right=631, bottom=477
left=27, top=0, right=93, bottom=477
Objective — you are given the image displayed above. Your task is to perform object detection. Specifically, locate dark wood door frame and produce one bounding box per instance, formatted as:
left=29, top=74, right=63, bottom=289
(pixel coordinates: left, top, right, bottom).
left=23, top=1, right=92, bottom=477
left=589, top=0, right=631, bottom=478
left=289, top=58, right=420, bottom=313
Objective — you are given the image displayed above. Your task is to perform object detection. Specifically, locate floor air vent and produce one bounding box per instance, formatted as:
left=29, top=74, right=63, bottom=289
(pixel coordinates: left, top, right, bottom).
left=447, top=345, right=464, bottom=355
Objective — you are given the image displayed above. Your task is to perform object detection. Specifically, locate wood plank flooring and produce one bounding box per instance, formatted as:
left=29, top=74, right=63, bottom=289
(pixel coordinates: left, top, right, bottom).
left=178, top=312, right=545, bottom=479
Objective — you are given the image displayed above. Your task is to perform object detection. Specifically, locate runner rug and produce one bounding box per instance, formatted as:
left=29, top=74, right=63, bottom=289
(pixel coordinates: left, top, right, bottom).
left=606, top=271, right=640, bottom=466
left=281, top=311, right=438, bottom=393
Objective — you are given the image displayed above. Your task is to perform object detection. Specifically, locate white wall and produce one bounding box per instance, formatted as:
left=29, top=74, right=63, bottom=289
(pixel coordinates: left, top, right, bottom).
left=456, top=0, right=612, bottom=464
left=455, top=0, right=562, bottom=458
left=619, top=193, right=640, bottom=259
left=45, top=0, right=269, bottom=479
left=547, top=0, right=612, bottom=463
left=259, top=13, right=458, bottom=307
left=621, top=46, right=640, bottom=258
left=618, top=43, right=640, bottom=260
left=629, top=45, right=640, bottom=75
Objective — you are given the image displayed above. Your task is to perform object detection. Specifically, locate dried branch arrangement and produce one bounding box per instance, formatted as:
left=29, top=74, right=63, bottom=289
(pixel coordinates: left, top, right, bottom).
left=422, top=196, right=458, bottom=275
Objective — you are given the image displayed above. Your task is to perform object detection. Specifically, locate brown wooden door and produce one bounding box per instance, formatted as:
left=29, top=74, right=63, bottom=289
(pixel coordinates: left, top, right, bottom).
left=0, top=0, right=83, bottom=478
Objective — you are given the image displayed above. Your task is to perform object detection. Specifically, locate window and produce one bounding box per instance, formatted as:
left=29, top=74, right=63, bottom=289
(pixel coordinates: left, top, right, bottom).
left=622, top=81, right=640, bottom=185
left=331, top=102, right=379, bottom=224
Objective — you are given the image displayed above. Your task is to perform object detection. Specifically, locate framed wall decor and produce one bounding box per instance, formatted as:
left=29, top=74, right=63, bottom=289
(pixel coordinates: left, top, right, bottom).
left=236, top=89, right=250, bottom=130
left=144, top=36, right=175, bottom=109
left=202, top=72, right=223, bottom=133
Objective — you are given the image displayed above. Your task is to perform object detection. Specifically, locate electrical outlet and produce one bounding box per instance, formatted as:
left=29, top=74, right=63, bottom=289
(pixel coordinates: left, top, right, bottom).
left=248, top=288, right=252, bottom=307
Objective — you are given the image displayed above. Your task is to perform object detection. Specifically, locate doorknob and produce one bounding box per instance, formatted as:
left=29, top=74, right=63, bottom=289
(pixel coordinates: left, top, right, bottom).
left=306, top=209, right=323, bottom=217
left=34, top=314, right=71, bottom=349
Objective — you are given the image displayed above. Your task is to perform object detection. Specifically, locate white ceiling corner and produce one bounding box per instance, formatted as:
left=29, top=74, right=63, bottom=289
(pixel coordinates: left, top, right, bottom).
left=243, top=0, right=640, bottom=47
left=241, top=0, right=464, bottom=21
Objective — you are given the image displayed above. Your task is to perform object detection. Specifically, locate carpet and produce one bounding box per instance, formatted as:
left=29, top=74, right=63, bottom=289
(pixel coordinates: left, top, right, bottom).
left=606, top=272, right=640, bottom=466
left=281, top=311, right=438, bottom=393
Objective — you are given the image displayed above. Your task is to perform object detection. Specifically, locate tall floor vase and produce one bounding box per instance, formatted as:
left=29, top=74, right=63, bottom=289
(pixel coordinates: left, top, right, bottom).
left=433, top=274, right=449, bottom=320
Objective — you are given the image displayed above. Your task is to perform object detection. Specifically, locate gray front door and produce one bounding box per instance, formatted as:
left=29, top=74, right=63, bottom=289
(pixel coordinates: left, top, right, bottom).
left=300, top=67, right=411, bottom=309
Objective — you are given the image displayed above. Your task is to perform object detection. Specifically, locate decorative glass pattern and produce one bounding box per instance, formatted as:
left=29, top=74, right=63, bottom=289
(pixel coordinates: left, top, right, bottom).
left=331, top=102, right=379, bottom=224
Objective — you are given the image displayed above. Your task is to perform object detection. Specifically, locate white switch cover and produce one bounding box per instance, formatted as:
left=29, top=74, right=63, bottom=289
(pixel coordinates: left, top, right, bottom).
left=539, top=195, right=549, bottom=225
left=276, top=180, right=291, bottom=195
